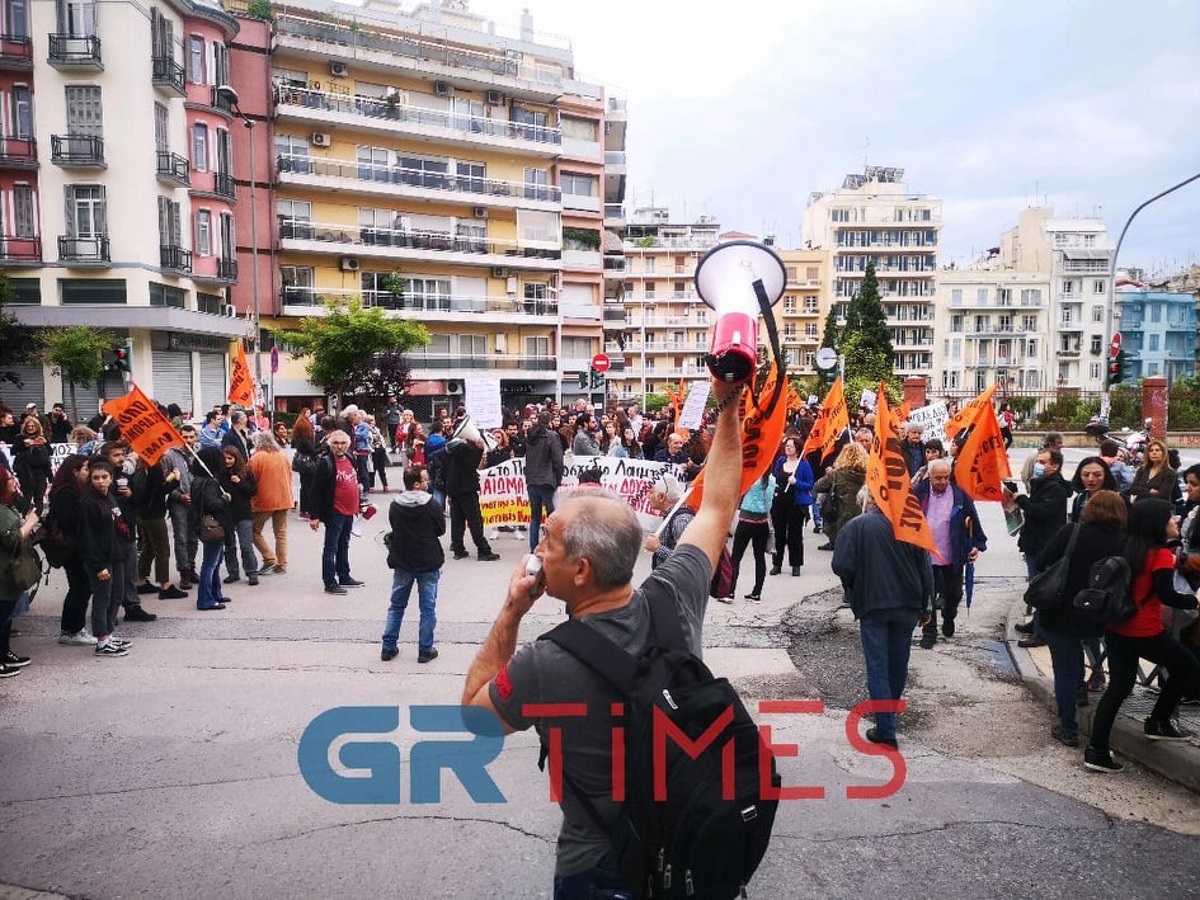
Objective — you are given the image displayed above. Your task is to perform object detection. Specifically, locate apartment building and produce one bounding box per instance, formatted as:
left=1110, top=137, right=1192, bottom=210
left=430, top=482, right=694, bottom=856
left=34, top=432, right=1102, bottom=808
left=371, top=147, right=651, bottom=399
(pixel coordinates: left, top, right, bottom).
left=996, top=207, right=1114, bottom=392
left=1114, top=284, right=1197, bottom=382
left=803, top=166, right=941, bottom=379
left=772, top=248, right=827, bottom=378
left=232, top=0, right=625, bottom=416
left=608, top=208, right=721, bottom=399
left=2, top=0, right=248, bottom=414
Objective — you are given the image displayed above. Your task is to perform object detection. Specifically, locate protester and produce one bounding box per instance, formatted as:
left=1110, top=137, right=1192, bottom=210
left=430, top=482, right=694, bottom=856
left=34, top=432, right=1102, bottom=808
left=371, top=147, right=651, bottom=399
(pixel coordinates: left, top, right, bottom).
left=367, top=414, right=390, bottom=493
left=96, top=442, right=157, bottom=623
left=999, top=402, right=1015, bottom=448
left=381, top=466, right=444, bottom=664
left=644, top=473, right=692, bottom=567
left=654, top=431, right=699, bottom=480
left=1126, top=439, right=1177, bottom=502
left=1006, top=446, right=1070, bottom=648
left=1084, top=498, right=1200, bottom=773
left=525, top=412, right=564, bottom=553
left=770, top=436, right=813, bottom=577
left=247, top=431, right=293, bottom=576
left=309, top=430, right=365, bottom=594
left=48, top=403, right=72, bottom=443
left=814, top=442, right=869, bottom=551
left=1098, top=439, right=1133, bottom=491
left=730, top=470, right=775, bottom=603
left=1021, top=432, right=1063, bottom=490
left=572, top=413, right=600, bottom=456
left=132, top=455, right=188, bottom=600
left=189, top=446, right=231, bottom=611
left=273, top=421, right=289, bottom=448
left=460, top=378, right=742, bottom=895
left=899, top=423, right=926, bottom=478
left=616, top=424, right=642, bottom=459
left=384, top=397, right=403, bottom=453
left=164, top=426, right=200, bottom=587
left=1035, top=491, right=1125, bottom=747
left=443, top=414, right=499, bottom=562
left=1069, top=456, right=1117, bottom=523
left=424, top=422, right=448, bottom=508
left=219, top=446, right=260, bottom=586
left=0, top=466, right=39, bottom=675
left=221, top=410, right=253, bottom=459
left=78, top=460, right=135, bottom=654
left=49, top=456, right=95, bottom=645
left=12, top=415, right=52, bottom=514
left=291, top=413, right=320, bottom=519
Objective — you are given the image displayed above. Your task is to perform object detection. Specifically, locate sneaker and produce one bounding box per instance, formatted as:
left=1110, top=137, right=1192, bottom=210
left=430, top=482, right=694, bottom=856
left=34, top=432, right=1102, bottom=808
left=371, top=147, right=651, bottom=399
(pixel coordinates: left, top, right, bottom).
left=247, top=574, right=259, bottom=586
left=919, top=632, right=937, bottom=650
left=1014, top=620, right=1035, bottom=635
left=417, top=647, right=439, bottom=664
left=136, top=582, right=160, bottom=595
left=94, top=641, right=129, bottom=658
left=744, top=593, right=762, bottom=603
left=1017, top=636, right=1047, bottom=649
left=2, top=651, right=31, bottom=668
left=1144, top=718, right=1193, bottom=741
left=196, top=603, right=227, bottom=611
left=452, top=550, right=470, bottom=560
left=324, top=584, right=348, bottom=595
left=717, top=597, right=734, bottom=604
left=256, top=564, right=277, bottom=576
left=59, top=629, right=98, bottom=646
left=272, top=565, right=287, bottom=574
left=0, top=663, right=20, bottom=678
left=159, top=586, right=187, bottom=600
left=340, top=577, right=365, bottom=588
left=381, top=646, right=399, bottom=662
left=768, top=566, right=782, bottom=576
left=1051, top=724, right=1079, bottom=747
left=865, top=726, right=898, bottom=749
left=109, top=636, right=133, bottom=649
left=1083, top=746, right=1124, bottom=773
left=477, top=552, right=501, bottom=562
left=123, top=606, right=157, bottom=623
left=817, top=543, right=835, bottom=551
left=223, top=574, right=240, bottom=585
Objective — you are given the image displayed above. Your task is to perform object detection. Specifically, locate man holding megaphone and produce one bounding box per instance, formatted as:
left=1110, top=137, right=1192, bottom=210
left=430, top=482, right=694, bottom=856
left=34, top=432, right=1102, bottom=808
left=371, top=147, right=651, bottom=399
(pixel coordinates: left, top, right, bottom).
left=444, top=406, right=500, bottom=562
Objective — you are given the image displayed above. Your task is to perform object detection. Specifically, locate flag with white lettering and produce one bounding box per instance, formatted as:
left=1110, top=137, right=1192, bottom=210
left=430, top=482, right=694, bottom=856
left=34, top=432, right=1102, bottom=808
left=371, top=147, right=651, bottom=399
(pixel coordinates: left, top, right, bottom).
left=867, top=385, right=940, bottom=559
left=956, top=404, right=1012, bottom=502
left=801, top=377, right=848, bottom=460
left=101, top=384, right=183, bottom=467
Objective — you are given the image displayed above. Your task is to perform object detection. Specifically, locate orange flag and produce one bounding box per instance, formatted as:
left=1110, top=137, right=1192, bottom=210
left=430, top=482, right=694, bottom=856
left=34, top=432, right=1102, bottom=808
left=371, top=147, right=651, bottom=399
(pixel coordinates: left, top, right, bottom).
left=228, top=342, right=255, bottom=407
left=867, top=385, right=941, bottom=559
left=800, top=377, right=848, bottom=460
left=689, top=363, right=789, bottom=509
left=786, top=384, right=805, bottom=414
left=955, top=405, right=1012, bottom=502
left=101, top=384, right=184, bottom=467
left=943, top=382, right=998, bottom=442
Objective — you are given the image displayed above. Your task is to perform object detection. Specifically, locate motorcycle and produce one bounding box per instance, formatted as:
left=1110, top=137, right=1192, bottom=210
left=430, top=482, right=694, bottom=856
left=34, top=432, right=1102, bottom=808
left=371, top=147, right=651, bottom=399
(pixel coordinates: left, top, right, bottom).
left=1084, top=415, right=1149, bottom=468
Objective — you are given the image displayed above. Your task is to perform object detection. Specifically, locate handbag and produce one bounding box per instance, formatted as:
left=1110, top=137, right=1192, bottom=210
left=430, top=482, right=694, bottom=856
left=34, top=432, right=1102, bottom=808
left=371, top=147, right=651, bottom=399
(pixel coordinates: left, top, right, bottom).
left=199, top=513, right=225, bottom=543
left=1023, top=524, right=1081, bottom=612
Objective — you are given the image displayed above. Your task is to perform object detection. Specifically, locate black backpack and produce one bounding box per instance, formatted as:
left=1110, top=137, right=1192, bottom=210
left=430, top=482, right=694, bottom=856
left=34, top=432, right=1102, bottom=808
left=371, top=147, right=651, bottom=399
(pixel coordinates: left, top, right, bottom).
left=540, top=591, right=779, bottom=899
left=1073, top=555, right=1137, bottom=624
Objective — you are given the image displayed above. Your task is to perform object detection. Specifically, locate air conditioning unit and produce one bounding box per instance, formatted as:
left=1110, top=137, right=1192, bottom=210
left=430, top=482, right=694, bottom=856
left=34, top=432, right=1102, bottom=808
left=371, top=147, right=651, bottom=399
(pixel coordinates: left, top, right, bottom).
left=329, top=61, right=349, bottom=78
left=491, top=266, right=506, bottom=278
left=310, top=132, right=332, bottom=148
left=222, top=304, right=237, bottom=318
left=473, top=206, right=488, bottom=219
left=485, top=90, right=504, bottom=105
left=340, top=256, right=360, bottom=272
left=446, top=379, right=463, bottom=396
left=434, top=81, right=453, bottom=97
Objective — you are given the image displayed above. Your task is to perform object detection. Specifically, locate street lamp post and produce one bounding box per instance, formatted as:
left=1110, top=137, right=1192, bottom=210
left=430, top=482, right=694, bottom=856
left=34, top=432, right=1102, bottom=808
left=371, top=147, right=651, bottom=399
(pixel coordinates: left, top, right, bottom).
left=216, top=84, right=265, bottom=420
left=1101, top=170, right=1200, bottom=416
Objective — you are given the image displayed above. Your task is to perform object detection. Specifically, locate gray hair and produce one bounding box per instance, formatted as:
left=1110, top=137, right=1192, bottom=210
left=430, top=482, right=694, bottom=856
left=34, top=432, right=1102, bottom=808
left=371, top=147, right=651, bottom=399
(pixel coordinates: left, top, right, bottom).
left=252, top=430, right=281, bottom=452
left=653, top=473, right=684, bottom=502
left=557, top=489, right=643, bottom=591
left=857, top=484, right=876, bottom=512
left=928, top=458, right=952, bottom=476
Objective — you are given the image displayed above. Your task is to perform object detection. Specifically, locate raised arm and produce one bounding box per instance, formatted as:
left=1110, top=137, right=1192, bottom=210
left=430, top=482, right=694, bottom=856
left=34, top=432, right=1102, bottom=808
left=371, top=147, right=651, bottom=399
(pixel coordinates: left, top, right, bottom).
left=678, top=380, right=742, bottom=574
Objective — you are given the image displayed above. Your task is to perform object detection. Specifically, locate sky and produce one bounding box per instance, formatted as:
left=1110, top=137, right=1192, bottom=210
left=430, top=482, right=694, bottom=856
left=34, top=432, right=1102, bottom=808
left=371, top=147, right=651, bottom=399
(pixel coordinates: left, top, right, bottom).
left=461, top=0, right=1200, bottom=274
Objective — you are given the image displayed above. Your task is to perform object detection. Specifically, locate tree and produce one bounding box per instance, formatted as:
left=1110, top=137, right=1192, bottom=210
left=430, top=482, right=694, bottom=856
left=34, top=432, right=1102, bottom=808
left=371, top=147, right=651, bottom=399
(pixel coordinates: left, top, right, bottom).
left=288, top=299, right=429, bottom=405
left=820, top=305, right=840, bottom=353
left=345, top=350, right=414, bottom=418
left=42, top=326, right=116, bottom=422
left=0, top=276, right=43, bottom=397
left=841, top=259, right=895, bottom=395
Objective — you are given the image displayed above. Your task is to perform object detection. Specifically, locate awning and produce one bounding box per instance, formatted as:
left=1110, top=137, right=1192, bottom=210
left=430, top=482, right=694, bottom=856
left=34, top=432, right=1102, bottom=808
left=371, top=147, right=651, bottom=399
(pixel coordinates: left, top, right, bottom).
left=1062, top=249, right=1111, bottom=260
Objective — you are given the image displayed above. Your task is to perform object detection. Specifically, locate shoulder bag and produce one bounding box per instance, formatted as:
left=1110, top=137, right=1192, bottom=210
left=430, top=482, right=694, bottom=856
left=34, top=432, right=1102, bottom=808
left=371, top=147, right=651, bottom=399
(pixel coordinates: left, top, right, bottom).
left=1023, top=524, right=1080, bottom=612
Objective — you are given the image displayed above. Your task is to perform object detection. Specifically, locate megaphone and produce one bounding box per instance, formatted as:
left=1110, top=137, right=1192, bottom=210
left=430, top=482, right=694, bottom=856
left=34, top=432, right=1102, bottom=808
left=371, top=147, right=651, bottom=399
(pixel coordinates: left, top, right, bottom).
left=694, top=240, right=787, bottom=383
left=446, top=414, right=485, bottom=453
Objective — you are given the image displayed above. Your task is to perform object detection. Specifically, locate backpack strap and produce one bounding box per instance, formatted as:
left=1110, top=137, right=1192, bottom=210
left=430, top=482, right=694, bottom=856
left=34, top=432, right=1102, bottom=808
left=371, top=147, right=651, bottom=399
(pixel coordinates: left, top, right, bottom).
left=540, top=618, right=640, bottom=696
left=645, top=586, right=688, bottom=652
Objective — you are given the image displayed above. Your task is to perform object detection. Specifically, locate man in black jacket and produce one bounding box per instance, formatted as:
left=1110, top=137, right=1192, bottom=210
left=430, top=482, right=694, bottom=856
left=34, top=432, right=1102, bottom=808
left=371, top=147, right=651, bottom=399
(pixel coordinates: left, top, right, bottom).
left=381, top=466, right=445, bottom=663
left=524, top=413, right=563, bottom=553
left=94, top=442, right=158, bottom=623
left=1004, top=447, right=1070, bottom=647
left=443, top=416, right=499, bottom=562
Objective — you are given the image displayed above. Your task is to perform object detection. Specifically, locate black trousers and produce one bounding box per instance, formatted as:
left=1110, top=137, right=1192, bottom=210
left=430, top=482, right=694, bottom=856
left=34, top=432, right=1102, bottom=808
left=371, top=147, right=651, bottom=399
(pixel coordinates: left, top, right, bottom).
left=731, top=520, right=770, bottom=596
left=925, top=564, right=965, bottom=634
left=449, top=491, right=492, bottom=556
left=60, top=557, right=92, bottom=634
left=770, top=494, right=804, bottom=568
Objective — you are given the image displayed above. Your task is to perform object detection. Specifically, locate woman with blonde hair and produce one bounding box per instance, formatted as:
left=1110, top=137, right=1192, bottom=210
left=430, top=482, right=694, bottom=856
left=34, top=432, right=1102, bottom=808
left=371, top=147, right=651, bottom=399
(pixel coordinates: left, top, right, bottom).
left=813, top=441, right=869, bottom=550
left=1126, top=439, right=1177, bottom=503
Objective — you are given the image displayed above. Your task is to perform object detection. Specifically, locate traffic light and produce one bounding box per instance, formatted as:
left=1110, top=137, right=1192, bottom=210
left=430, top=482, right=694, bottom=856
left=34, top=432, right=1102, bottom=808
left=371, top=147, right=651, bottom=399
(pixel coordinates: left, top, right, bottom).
left=1107, top=349, right=1127, bottom=385
left=590, top=368, right=604, bottom=390
left=578, top=370, right=589, bottom=389
left=113, top=343, right=131, bottom=375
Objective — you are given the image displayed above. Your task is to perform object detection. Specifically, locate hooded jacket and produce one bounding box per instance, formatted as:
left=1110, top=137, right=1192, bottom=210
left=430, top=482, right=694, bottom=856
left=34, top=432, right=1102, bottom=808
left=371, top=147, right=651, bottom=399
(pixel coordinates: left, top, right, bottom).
left=525, top=422, right=564, bottom=488
left=387, top=490, right=445, bottom=573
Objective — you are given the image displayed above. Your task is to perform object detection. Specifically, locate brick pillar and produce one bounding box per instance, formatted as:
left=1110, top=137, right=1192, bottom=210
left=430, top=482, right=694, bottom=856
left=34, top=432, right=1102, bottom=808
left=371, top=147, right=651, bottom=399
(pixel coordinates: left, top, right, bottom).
left=903, top=377, right=928, bottom=411
left=1141, top=376, right=1169, bottom=441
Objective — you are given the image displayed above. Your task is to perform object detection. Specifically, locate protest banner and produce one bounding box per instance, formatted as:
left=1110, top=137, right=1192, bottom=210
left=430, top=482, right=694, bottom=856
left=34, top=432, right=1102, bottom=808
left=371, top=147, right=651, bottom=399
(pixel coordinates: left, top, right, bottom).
left=228, top=343, right=255, bottom=407
left=943, top=382, right=997, bottom=441
left=677, top=380, right=711, bottom=431
left=955, top=404, right=1012, bottom=502
left=800, top=377, right=848, bottom=460
left=465, top=378, right=502, bottom=429
left=866, top=385, right=940, bottom=559
left=101, top=384, right=184, bottom=466
left=860, top=388, right=877, bottom=411
left=906, top=401, right=948, bottom=434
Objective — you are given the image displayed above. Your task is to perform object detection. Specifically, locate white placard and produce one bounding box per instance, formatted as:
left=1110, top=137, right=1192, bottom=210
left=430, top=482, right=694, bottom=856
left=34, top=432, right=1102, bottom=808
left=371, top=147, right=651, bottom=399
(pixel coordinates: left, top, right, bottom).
left=677, top=381, right=711, bottom=431
left=907, top=401, right=949, bottom=433
left=464, top=377, right=503, bottom=429
left=860, top=388, right=877, bottom=411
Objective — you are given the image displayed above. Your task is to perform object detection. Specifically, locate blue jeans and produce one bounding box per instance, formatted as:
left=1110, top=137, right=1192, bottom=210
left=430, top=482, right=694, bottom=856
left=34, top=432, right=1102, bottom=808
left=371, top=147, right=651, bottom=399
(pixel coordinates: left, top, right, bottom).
left=528, top=483, right=557, bottom=552
left=553, top=852, right=632, bottom=900
left=197, top=539, right=225, bottom=608
left=858, top=607, right=920, bottom=740
left=382, top=568, right=439, bottom=651
left=322, top=512, right=353, bottom=588
left=224, top=518, right=258, bottom=579
left=1041, top=625, right=1084, bottom=732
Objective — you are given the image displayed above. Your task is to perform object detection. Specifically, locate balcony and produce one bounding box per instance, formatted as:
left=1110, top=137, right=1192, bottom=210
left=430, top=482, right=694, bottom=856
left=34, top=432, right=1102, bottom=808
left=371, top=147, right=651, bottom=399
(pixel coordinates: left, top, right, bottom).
left=410, top=354, right=558, bottom=372
left=58, top=235, right=110, bottom=266
left=0, top=236, right=41, bottom=266
left=0, top=34, right=32, bottom=70
left=160, top=245, right=193, bottom=274
left=275, top=85, right=562, bottom=157
left=214, top=171, right=235, bottom=199
left=604, top=150, right=627, bottom=172
left=602, top=305, right=626, bottom=324
left=217, top=257, right=238, bottom=281
left=0, top=137, right=37, bottom=169
left=48, top=33, right=102, bottom=69
left=50, top=134, right=105, bottom=168
left=277, top=219, right=561, bottom=270
left=210, top=85, right=234, bottom=114
left=152, top=56, right=185, bottom=95
left=280, top=286, right=558, bottom=321
left=156, top=151, right=190, bottom=186
left=604, top=204, right=626, bottom=226
left=276, top=155, right=561, bottom=209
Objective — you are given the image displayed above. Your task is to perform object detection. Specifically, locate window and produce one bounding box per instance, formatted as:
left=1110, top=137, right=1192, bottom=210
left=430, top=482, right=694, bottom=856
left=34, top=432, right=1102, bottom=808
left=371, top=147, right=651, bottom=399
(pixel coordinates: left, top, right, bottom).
left=1090, top=335, right=1103, bottom=354
left=276, top=200, right=311, bottom=240
left=1061, top=279, right=1075, bottom=295
left=524, top=335, right=549, bottom=358
left=1093, top=279, right=1105, bottom=294
left=60, top=278, right=125, bottom=304
left=1150, top=304, right=1162, bottom=323
left=783, top=323, right=796, bottom=339
left=64, top=84, right=102, bottom=136
left=1149, top=334, right=1160, bottom=352
left=187, top=36, right=205, bottom=84
left=804, top=297, right=819, bottom=313
left=643, top=284, right=655, bottom=300
left=7, top=0, right=29, bottom=39
left=831, top=208, right=849, bottom=222
left=213, top=42, right=228, bottom=88
left=1022, top=315, right=1037, bottom=331
left=66, top=184, right=105, bottom=236
left=357, top=145, right=389, bottom=182
left=218, top=211, right=234, bottom=259
left=154, top=102, right=168, bottom=152
left=1091, top=305, right=1104, bottom=323
left=950, top=314, right=963, bottom=333
left=456, top=160, right=485, bottom=193
left=562, top=336, right=594, bottom=358
left=1027, top=339, right=1038, bottom=358
left=276, top=135, right=311, bottom=173
left=149, top=283, right=186, bottom=308
left=192, top=123, right=208, bottom=172
left=1083, top=234, right=1096, bottom=247
left=805, top=266, right=818, bottom=282
left=11, top=85, right=31, bottom=139
left=523, top=166, right=549, bottom=201
left=150, top=7, right=173, bottom=62
left=57, top=0, right=96, bottom=36
left=784, top=295, right=796, bottom=313
left=672, top=281, right=686, bottom=298
left=215, top=128, right=231, bottom=178
left=560, top=116, right=597, bottom=141
left=1089, top=362, right=1101, bottom=380
left=805, top=323, right=819, bottom=338
left=157, top=196, right=182, bottom=248
left=560, top=172, right=596, bottom=197
left=13, top=184, right=34, bottom=237
left=977, top=288, right=988, bottom=304
left=951, top=288, right=962, bottom=304
left=1021, top=288, right=1042, bottom=306
left=998, top=288, right=1011, bottom=306
left=400, top=153, right=449, bottom=188
left=195, top=209, right=211, bottom=256
left=644, top=257, right=655, bottom=274
left=406, top=277, right=451, bottom=310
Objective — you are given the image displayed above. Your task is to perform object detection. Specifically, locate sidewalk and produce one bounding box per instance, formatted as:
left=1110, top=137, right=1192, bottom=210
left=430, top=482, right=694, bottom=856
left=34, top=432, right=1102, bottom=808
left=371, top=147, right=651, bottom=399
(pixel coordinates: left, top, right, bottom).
left=1006, top=603, right=1200, bottom=793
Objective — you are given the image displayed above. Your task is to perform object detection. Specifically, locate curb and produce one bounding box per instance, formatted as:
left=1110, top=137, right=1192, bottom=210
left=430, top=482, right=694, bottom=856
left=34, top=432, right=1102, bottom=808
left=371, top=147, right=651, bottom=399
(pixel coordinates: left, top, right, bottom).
left=1005, top=599, right=1200, bottom=794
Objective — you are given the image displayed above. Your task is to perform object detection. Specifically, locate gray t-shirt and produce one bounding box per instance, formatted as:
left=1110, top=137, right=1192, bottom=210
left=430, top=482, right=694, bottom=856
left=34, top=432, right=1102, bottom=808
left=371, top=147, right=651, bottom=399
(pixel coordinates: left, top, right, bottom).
left=489, top=543, right=712, bottom=877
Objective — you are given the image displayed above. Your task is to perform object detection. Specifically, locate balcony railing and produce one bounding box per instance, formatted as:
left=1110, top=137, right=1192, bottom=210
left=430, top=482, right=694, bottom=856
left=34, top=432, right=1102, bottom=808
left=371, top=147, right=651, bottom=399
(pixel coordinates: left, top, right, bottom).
left=0, top=34, right=32, bottom=69
left=212, top=171, right=236, bottom=199
left=211, top=85, right=234, bottom=113
left=48, top=33, right=102, bottom=67
left=51, top=134, right=105, bottom=167
left=217, top=257, right=238, bottom=280
left=276, top=155, right=562, bottom=203
left=0, top=136, right=37, bottom=168
left=0, top=236, right=41, bottom=263
left=280, top=286, right=558, bottom=317
left=409, top=354, right=557, bottom=371
left=160, top=245, right=193, bottom=274
left=58, top=235, right=110, bottom=264
left=156, top=150, right=190, bottom=186
left=152, top=56, right=185, bottom=94
left=275, top=85, right=562, bottom=146
left=278, top=219, right=562, bottom=260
